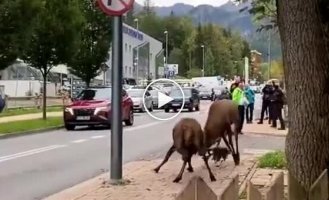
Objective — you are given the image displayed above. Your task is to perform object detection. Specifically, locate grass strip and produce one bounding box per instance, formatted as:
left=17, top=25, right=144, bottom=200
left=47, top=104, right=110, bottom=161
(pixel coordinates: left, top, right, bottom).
left=0, top=106, right=63, bottom=117
left=0, top=117, right=63, bottom=135
left=258, top=151, right=287, bottom=169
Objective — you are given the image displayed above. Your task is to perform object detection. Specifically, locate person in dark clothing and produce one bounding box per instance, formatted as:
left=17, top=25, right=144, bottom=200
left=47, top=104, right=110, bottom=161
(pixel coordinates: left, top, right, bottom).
left=271, top=84, right=286, bottom=130
left=211, top=88, right=215, bottom=101
left=258, top=84, right=273, bottom=124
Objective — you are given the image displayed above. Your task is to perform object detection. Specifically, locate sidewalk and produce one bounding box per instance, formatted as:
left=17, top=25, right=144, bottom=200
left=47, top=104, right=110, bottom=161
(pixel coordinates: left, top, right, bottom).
left=44, top=155, right=258, bottom=200
left=243, top=121, right=288, bottom=137
left=0, top=112, right=62, bottom=123
left=44, top=154, right=288, bottom=200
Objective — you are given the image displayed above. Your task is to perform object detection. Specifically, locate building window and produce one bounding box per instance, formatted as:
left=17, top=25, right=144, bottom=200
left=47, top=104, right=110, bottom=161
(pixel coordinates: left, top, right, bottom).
left=125, top=43, right=127, bottom=52
left=129, top=45, right=131, bottom=52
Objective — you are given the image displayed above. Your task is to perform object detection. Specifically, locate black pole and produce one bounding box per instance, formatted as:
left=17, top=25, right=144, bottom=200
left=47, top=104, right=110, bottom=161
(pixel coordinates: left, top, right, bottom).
left=110, top=16, right=123, bottom=183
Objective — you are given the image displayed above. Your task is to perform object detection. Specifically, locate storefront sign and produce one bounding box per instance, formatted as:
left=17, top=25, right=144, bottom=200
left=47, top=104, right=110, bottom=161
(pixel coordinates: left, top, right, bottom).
left=123, top=25, right=143, bottom=41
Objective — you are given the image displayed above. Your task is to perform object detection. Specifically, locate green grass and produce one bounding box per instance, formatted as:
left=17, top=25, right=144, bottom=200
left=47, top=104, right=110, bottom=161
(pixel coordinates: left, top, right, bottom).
left=0, top=106, right=63, bottom=117
left=0, top=117, right=63, bottom=135
left=258, top=151, right=287, bottom=169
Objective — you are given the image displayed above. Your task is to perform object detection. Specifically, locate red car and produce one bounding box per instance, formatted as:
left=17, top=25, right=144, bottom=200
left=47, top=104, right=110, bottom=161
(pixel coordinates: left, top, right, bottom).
left=63, top=86, right=134, bottom=130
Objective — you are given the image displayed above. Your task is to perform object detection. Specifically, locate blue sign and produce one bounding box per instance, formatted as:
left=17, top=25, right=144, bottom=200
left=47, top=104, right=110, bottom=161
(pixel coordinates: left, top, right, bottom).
left=123, top=25, right=143, bottom=41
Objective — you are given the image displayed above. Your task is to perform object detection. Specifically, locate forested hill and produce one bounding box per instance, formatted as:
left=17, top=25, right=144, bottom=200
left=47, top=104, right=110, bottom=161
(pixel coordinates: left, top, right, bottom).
left=133, top=1, right=282, bottom=61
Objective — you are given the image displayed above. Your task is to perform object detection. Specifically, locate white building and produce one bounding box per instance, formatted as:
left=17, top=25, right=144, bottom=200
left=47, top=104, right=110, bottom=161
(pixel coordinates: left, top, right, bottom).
left=0, top=23, right=164, bottom=97
left=105, top=23, right=163, bottom=84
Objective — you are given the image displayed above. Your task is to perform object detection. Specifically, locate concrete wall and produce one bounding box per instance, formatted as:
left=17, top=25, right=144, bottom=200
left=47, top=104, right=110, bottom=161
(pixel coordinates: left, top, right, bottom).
left=0, top=80, right=57, bottom=97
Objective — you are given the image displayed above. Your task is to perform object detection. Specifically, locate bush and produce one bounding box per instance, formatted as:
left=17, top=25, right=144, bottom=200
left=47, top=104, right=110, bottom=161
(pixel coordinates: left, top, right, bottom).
left=258, top=151, right=286, bottom=169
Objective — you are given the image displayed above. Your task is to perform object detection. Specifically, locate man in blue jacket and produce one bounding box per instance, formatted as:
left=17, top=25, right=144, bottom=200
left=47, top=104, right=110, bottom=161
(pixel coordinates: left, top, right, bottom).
left=245, top=84, right=255, bottom=124
left=0, top=93, right=5, bottom=113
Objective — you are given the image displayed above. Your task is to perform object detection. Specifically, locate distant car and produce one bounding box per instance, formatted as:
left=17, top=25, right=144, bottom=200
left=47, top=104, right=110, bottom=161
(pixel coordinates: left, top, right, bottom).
left=199, top=90, right=212, bottom=100
left=63, top=87, right=134, bottom=130
left=164, top=87, right=200, bottom=112
left=127, top=89, right=153, bottom=112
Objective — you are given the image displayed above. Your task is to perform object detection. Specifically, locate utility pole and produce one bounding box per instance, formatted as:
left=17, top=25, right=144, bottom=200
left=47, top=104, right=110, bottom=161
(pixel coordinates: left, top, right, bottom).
left=201, top=45, right=205, bottom=77
left=134, top=18, right=139, bottom=83
left=267, top=30, right=271, bottom=80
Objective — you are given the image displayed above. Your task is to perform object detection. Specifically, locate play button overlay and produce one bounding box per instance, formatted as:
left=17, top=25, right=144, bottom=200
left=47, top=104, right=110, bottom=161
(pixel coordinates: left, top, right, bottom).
left=158, top=91, right=173, bottom=108
left=143, top=79, right=185, bottom=121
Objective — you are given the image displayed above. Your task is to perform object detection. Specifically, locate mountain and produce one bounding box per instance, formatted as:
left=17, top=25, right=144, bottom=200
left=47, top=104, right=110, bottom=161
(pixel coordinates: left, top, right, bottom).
left=132, top=1, right=282, bottom=60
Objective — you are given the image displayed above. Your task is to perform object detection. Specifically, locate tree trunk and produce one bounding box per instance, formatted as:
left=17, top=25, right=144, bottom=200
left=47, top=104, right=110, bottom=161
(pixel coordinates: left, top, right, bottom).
left=42, top=74, right=47, bottom=120
left=277, top=0, right=329, bottom=197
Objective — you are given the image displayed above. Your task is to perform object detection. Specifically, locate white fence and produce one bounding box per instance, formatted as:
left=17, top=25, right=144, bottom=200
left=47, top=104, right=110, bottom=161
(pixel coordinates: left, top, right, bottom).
left=0, top=80, right=57, bottom=97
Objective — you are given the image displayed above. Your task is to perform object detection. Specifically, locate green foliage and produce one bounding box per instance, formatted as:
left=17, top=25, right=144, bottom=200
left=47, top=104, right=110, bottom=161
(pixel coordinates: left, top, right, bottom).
left=23, top=0, right=84, bottom=75
left=186, top=68, right=202, bottom=79
left=0, top=0, right=42, bottom=69
left=68, top=0, right=112, bottom=87
left=22, top=0, right=84, bottom=119
left=258, top=151, right=287, bottom=169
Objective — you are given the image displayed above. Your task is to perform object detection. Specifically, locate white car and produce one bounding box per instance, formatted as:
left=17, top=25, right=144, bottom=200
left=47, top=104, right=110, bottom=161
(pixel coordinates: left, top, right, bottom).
left=127, top=89, right=153, bottom=112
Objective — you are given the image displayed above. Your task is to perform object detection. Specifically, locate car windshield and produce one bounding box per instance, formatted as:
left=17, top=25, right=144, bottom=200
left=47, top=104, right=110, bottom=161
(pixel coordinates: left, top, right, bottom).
left=76, top=88, right=111, bottom=100
left=127, top=90, right=144, bottom=97
left=170, top=89, right=191, bottom=97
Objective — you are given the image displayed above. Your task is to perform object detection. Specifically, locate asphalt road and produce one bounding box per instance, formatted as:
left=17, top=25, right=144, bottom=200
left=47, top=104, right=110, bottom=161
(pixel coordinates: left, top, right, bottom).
left=0, top=96, right=283, bottom=200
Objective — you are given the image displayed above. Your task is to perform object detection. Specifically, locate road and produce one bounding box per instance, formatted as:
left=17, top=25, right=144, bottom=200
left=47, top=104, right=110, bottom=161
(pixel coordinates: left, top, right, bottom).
left=0, top=96, right=283, bottom=200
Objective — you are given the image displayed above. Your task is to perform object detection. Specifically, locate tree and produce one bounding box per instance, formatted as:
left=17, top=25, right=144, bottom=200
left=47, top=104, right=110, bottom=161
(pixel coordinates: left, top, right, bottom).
left=23, top=0, right=84, bottom=120
left=186, top=68, right=202, bottom=79
left=142, top=0, right=154, bottom=15
left=69, top=0, right=112, bottom=87
left=0, top=0, right=42, bottom=69
left=277, top=0, right=329, bottom=196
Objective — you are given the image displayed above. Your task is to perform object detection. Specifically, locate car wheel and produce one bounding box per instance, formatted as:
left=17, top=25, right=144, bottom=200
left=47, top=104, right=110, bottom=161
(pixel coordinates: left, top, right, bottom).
left=65, top=124, right=75, bottom=131
left=173, top=108, right=178, bottom=112
left=165, top=108, right=170, bottom=113
left=195, top=104, right=200, bottom=111
left=188, top=105, right=194, bottom=112
left=124, top=109, right=134, bottom=126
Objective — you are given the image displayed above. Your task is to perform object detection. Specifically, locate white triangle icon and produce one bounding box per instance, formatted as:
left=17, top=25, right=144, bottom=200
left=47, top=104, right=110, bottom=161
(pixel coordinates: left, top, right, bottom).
left=158, top=91, right=174, bottom=108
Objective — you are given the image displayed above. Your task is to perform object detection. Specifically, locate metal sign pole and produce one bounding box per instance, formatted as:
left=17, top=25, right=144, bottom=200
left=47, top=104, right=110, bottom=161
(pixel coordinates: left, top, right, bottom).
left=110, top=16, right=123, bottom=182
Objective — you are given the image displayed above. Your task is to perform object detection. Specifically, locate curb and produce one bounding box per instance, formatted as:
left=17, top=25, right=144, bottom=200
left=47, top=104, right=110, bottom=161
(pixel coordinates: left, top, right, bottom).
left=0, top=126, right=64, bottom=139
left=244, top=131, right=287, bottom=138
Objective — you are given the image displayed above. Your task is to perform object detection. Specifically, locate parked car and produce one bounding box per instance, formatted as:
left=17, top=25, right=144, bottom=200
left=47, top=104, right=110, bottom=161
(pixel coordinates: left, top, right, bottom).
left=198, top=88, right=212, bottom=100
left=127, top=89, right=153, bottom=112
left=164, top=87, right=200, bottom=112
left=63, top=86, right=134, bottom=130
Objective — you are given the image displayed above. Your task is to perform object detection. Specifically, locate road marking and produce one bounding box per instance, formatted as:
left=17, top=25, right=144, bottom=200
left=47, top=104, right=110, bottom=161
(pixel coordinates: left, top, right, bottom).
left=71, top=139, right=88, bottom=144
left=243, top=148, right=275, bottom=155
left=91, top=135, right=106, bottom=139
left=0, top=145, right=67, bottom=163
left=125, top=121, right=165, bottom=132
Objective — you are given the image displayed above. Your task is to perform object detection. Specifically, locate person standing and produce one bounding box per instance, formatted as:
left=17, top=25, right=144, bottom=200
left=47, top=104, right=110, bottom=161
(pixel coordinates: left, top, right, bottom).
left=271, top=84, right=286, bottom=130
left=244, top=84, right=255, bottom=124
left=258, top=84, right=273, bottom=124
left=232, top=82, right=245, bottom=134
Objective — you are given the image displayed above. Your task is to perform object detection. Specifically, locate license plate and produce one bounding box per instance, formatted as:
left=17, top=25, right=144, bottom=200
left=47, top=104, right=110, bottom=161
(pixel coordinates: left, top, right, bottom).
left=76, top=116, right=90, bottom=120
left=172, top=104, right=180, bottom=106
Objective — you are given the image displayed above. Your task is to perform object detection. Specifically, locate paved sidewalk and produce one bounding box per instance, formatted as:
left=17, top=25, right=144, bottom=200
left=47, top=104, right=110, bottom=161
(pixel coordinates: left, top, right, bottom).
left=44, top=155, right=258, bottom=200
left=0, top=112, right=62, bottom=123
left=243, top=121, right=288, bottom=137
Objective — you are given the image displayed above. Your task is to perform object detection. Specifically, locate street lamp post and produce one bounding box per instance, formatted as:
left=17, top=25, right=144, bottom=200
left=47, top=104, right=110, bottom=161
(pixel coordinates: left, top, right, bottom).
left=201, top=45, right=205, bottom=77
left=164, top=30, right=168, bottom=70
left=134, top=18, right=139, bottom=84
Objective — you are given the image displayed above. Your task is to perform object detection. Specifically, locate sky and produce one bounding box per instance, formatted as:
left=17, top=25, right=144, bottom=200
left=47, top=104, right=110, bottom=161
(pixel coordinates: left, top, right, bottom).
left=135, top=0, right=229, bottom=7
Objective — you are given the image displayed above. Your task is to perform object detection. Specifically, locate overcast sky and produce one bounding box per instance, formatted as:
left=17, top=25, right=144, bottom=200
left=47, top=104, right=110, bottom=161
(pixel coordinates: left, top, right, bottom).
left=135, top=0, right=229, bottom=7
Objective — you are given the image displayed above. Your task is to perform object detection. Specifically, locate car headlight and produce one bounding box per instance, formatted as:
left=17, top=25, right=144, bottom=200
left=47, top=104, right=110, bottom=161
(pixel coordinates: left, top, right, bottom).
left=94, top=106, right=109, bottom=115
left=64, top=108, right=74, bottom=115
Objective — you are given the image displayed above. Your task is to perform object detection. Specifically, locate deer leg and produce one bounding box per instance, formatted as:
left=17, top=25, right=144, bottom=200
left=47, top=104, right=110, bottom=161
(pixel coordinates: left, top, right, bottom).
left=173, top=152, right=188, bottom=183
left=222, top=135, right=234, bottom=154
left=234, top=129, right=240, bottom=165
left=154, top=145, right=175, bottom=173
left=203, top=155, right=216, bottom=181
left=187, top=153, right=194, bottom=172
left=216, top=137, right=222, bottom=148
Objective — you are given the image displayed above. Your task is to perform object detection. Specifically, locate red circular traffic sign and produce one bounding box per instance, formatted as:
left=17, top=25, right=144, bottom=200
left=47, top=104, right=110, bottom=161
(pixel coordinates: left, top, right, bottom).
left=97, top=0, right=134, bottom=16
